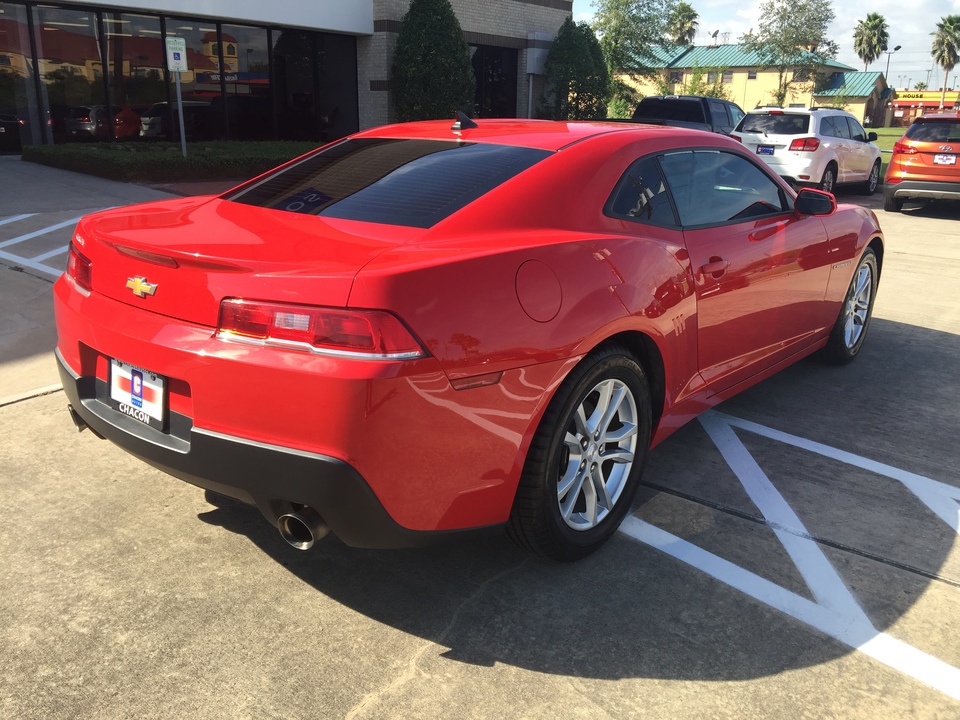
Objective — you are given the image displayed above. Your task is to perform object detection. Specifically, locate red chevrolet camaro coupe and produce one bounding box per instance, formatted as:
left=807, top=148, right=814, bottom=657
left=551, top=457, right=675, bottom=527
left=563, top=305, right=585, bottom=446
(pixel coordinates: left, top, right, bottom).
left=54, top=117, right=884, bottom=560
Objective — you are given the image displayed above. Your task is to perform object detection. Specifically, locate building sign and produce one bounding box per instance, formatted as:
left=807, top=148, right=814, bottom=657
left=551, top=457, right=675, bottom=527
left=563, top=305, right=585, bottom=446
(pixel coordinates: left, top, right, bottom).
left=891, top=90, right=959, bottom=107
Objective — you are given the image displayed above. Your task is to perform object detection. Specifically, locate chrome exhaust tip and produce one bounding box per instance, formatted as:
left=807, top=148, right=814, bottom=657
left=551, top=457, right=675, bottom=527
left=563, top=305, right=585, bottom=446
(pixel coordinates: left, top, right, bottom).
left=278, top=506, right=329, bottom=550
left=67, top=404, right=88, bottom=432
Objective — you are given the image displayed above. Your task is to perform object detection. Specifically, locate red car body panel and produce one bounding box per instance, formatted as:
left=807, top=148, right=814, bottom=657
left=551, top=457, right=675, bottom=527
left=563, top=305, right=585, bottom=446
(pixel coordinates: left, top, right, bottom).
left=53, top=119, right=884, bottom=545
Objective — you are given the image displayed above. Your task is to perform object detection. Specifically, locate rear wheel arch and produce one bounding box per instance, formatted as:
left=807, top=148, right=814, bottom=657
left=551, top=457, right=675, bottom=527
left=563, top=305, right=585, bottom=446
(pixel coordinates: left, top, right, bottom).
left=594, top=331, right=665, bottom=431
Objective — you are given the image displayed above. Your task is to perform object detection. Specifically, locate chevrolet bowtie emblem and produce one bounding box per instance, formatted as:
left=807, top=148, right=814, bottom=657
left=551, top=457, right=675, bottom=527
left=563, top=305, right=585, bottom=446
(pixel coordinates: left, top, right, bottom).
left=126, top=276, right=158, bottom=298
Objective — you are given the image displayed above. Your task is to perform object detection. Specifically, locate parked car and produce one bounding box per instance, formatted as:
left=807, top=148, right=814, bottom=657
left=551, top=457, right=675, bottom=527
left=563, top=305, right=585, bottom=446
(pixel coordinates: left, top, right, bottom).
left=54, top=118, right=884, bottom=560
left=631, top=95, right=745, bottom=135
left=731, top=106, right=882, bottom=194
left=883, top=110, right=960, bottom=212
left=139, top=100, right=215, bottom=141
left=0, top=112, right=24, bottom=152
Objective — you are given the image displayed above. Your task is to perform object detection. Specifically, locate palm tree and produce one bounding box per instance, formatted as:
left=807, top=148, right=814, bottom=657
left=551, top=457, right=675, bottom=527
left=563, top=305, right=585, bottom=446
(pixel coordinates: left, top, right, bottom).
left=853, top=13, right=889, bottom=71
left=931, top=15, right=960, bottom=109
left=666, top=2, right=700, bottom=47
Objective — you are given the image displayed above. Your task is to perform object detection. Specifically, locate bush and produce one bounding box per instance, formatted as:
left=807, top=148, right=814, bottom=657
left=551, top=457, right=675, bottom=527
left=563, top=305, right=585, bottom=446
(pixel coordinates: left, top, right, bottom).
left=541, top=17, right=610, bottom=120
left=391, top=0, right=475, bottom=121
left=20, top=141, right=318, bottom=183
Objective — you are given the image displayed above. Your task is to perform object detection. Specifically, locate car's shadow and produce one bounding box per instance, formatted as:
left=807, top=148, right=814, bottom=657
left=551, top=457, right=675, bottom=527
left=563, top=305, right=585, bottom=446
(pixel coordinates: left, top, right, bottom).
left=194, top=316, right=960, bottom=682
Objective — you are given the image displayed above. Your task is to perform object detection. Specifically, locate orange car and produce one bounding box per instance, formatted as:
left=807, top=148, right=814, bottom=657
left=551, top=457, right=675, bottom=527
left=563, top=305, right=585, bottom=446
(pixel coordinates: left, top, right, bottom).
left=884, top=110, right=960, bottom=212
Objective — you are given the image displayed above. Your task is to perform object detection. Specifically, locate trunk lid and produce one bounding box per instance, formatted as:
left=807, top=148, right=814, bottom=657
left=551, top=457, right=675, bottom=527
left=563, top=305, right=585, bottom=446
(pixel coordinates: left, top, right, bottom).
left=76, top=196, right=420, bottom=327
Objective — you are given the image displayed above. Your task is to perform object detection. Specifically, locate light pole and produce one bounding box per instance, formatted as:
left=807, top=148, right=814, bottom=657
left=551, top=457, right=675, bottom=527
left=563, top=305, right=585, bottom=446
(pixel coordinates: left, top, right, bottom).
left=884, top=45, right=901, bottom=83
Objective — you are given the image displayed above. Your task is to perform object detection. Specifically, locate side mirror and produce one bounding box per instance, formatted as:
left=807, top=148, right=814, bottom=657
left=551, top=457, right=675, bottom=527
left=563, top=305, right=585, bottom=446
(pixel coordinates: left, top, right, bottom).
left=867, top=131, right=878, bottom=142
left=794, top=188, right=836, bottom=217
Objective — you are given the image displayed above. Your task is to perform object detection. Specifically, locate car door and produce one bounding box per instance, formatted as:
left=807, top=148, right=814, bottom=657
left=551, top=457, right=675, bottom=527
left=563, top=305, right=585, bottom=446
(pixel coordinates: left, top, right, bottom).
left=844, top=117, right=875, bottom=180
left=658, top=149, right=834, bottom=393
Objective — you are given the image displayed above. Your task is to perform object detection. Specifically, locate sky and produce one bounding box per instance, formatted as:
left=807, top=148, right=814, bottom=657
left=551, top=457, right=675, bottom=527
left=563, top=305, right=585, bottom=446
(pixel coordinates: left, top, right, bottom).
left=571, top=0, right=960, bottom=91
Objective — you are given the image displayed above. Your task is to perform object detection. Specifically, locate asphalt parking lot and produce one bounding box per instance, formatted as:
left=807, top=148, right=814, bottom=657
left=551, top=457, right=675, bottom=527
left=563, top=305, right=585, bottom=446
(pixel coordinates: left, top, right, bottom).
left=1, top=156, right=959, bottom=719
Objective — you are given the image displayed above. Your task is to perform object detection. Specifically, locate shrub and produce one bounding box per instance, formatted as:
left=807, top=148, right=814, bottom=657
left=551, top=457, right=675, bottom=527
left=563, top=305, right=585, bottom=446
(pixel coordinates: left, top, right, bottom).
left=541, top=17, right=611, bottom=120
left=391, top=0, right=475, bottom=121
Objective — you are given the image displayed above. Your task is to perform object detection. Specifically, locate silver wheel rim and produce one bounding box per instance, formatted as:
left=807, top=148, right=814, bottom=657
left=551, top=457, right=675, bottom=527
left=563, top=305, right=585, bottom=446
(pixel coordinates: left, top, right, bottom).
left=843, top=261, right=873, bottom=349
left=869, top=163, right=879, bottom=192
left=557, top=378, right=639, bottom=531
left=822, top=168, right=835, bottom=193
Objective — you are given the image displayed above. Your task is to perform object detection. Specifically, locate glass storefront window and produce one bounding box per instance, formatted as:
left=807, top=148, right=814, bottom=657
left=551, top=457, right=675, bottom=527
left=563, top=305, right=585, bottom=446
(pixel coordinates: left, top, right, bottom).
left=273, top=29, right=356, bottom=143
left=103, top=12, right=166, bottom=141
left=221, top=23, right=271, bottom=140
left=162, top=17, right=225, bottom=141
left=0, top=2, right=41, bottom=148
left=32, top=4, right=105, bottom=143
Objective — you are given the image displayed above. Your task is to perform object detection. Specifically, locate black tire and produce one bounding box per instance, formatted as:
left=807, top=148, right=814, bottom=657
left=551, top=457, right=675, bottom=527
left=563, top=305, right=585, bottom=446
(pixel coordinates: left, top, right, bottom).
left=822, top=247, right=878, bottom=365
left=819, top=163, right=837, bottom=193
left=507, top=346, right=652, bottom=561
left=862, top=160, right=881, bottom=195
left=883, top=193, right=904, bottom=213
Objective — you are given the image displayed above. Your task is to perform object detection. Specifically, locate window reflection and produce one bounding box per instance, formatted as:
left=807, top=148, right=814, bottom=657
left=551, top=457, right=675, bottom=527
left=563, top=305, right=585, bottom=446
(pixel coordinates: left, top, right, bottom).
left=104, top=13, right=166, bottom=141
left=221, top=24, right=271, bottom=140
left=0, top=2, right=41, bottom=148
left=3, top=4, right=360, bottom=147
left=32, top=5, right=104, bottom=143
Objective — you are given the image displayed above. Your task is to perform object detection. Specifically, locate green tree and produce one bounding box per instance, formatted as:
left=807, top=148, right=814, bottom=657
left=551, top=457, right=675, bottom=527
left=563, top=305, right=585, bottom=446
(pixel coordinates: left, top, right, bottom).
left=541, top=17, right=611, bottom=119
left=390, top=0, right=475, bottom=121
left=593, top=0, right=679, bottom=109
left=931, top=15, right=960, bottom=110
left=853, top=13, right=889, bottom=71
left=666, top=2, right=700, bottom=47
left=682, top=66, right=730, bottom=99
left=914, top=81, right=928, bottom=91
left=740, top=0, right=839, bottom=107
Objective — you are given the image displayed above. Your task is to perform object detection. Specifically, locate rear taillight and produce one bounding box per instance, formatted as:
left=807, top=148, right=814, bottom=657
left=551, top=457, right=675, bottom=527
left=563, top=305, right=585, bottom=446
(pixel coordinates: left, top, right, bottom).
left=66, top=243, right=92, bottom=292
left=892, top=139, right=918, bottom=155
left=788, top=137, right=820, bottom=152
left=731, top=135, right=742, bottom=143
left=216, top=299, right=426, bottom=360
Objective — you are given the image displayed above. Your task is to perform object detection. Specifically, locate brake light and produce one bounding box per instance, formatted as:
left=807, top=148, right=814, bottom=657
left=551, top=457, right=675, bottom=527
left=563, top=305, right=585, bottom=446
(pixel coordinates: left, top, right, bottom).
left=731, top=135, right=742, bottom=143
left=216, top=299, right=426, bottom=360
left=66, top=243, right=92, bottom=292
left=892, top=140, right=918, bottom=155
left=789, top=137, right=820, bottom=152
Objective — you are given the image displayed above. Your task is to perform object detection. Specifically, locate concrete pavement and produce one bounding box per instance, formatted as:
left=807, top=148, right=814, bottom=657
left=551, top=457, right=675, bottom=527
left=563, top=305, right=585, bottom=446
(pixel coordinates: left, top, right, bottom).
left=2, top=156, right=959, bottom=718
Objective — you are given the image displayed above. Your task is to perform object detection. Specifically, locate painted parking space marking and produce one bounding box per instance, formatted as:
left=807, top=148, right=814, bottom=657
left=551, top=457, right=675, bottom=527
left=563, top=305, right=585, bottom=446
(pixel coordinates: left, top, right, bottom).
left=0, top=210, right=106, bottom=279
left=621, top=409, right=960, bottom=701
left=0, top=215, right=85, bottom=250
left=0, top=213, right=36, bottom=227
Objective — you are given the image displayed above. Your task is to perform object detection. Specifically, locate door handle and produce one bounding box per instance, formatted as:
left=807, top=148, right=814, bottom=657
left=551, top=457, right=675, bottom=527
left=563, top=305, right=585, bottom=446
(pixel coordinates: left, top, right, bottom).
left=700, top=258, right=729, bottom=277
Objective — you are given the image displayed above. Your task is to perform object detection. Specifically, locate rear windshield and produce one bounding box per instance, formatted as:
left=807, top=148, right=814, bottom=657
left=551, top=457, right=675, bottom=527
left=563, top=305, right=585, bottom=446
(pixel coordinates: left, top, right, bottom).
left=226, top=138, right=551, bottom=228
left=633, top=99, right=705, bottom=123
left=906, top=119, right=960, bottom=142
left=737, top=114, right=810, bottom=135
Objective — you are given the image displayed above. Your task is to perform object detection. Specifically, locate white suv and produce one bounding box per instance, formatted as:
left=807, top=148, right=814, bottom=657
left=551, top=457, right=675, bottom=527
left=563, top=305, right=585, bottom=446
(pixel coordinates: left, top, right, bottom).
left=731, top=107, right=882, bottom=194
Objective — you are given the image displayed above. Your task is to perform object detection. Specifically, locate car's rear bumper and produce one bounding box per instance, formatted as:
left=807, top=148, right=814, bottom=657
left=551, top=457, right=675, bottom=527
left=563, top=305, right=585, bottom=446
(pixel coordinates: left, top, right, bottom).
left=57, top=349, right=499, bottom=548
left=884, top=179, right=960, bottom=202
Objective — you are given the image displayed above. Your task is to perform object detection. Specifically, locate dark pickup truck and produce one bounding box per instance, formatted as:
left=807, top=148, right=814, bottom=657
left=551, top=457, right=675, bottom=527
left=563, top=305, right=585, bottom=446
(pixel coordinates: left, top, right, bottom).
left=631, top=95, right=745, bottom=135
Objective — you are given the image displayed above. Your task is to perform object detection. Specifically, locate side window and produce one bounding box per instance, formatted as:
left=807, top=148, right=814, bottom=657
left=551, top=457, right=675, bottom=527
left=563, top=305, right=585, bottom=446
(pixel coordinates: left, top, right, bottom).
left=832, top=116, right=852, bottom=139
left=708, top=100, right=729, bottom=130
left=659, top=150, right=787, bottom=227
left=820, top=116, right=836, bottom=138
left=605, top=155, right=678, bottom=227
left=846, top=117, right=867, bottom=141
left=730, top=105, right=745, bottom=128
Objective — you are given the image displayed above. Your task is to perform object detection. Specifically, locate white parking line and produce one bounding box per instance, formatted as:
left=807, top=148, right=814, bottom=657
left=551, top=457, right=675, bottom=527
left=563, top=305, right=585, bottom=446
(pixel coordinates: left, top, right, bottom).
left=0, top=248, right=64, bottom=278
left=0, top=215, right=84, bottom=249
left=621, top=410, right=960, bottom=700
left=0, top=213, right=36, bottom=227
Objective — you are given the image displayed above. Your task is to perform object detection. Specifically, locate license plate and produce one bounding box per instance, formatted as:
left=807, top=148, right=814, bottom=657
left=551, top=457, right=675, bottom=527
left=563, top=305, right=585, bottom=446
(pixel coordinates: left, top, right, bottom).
left=110, top=359, right=165, bottom=427
left=934, top=154, right=956, bottom=165
left=757, top=145, right=774, bottom=155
